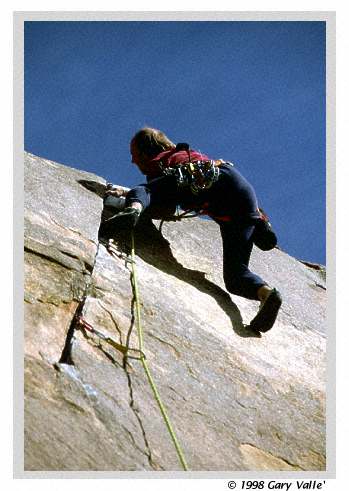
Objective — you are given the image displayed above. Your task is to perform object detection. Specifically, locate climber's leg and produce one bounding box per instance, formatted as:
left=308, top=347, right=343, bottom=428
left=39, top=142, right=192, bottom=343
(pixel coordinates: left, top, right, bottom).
left=220, top=221, right=266, bottom=300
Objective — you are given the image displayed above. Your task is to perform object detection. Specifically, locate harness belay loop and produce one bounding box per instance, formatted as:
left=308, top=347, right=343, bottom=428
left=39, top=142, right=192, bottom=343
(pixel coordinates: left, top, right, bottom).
left=161, top=159, right=220, bottom=194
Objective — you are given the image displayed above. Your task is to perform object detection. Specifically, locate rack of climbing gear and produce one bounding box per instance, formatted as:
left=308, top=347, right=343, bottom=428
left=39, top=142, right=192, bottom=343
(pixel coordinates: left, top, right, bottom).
left=161, top=159, right=221, bottom=194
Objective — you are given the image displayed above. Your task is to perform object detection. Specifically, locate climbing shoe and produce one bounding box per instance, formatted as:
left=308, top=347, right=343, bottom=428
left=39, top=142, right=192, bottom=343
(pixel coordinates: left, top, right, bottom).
left=249, top=288, right=282, bottom=333
left=99, top=207, right=141, bottom=236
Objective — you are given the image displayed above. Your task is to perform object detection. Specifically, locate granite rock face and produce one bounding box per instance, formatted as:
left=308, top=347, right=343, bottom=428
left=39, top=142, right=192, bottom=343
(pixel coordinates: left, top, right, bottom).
left=23, top=152, right=326, bottom=472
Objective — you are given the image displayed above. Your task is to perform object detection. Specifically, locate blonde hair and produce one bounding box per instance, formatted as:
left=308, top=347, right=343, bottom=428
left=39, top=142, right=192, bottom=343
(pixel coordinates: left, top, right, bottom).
left=131, top=127, right=175, bottom=159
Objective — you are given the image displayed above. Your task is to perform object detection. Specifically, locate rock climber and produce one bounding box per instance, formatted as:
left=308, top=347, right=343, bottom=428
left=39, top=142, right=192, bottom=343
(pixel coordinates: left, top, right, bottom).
left=100, top=127, right=282, bottom=332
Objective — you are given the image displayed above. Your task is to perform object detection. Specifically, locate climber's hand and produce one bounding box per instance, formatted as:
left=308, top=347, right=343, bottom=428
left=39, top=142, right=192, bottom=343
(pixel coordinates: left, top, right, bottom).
left=99, top=207, right=141, bottom=237
left=105, top=184, right=129, bottom=198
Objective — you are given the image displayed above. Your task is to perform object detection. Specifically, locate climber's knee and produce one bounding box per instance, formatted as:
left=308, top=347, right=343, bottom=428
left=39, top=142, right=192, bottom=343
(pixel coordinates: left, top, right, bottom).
left=223, top=274, right=244, bottom=296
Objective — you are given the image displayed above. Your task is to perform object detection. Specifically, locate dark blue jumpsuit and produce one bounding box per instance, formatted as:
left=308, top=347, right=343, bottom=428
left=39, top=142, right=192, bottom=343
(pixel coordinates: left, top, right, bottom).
left=126, top=163, right=267, bottom=300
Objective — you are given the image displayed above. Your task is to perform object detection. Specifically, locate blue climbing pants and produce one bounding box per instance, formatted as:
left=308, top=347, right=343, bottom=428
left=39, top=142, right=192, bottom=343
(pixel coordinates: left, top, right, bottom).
left=218, top=220, right=266, bottom=300
left=126, top=164, right=267, bottom=300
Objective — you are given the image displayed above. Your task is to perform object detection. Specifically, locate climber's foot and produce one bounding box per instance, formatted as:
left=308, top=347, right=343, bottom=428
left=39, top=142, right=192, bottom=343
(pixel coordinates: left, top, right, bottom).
left=249, top=288, right=282, bottom=333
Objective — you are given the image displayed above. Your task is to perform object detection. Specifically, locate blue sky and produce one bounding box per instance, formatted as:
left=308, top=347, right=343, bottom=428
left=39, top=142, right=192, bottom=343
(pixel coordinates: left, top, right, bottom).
left=24, top=21, right=326, bottom=264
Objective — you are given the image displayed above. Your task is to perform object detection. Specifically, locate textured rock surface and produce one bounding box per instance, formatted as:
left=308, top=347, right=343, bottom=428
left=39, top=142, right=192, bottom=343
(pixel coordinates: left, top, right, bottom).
left=24, top=152, right=326, bottom=472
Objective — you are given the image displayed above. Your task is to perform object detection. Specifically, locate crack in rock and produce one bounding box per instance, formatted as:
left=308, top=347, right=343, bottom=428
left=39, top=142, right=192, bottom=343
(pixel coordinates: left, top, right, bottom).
left=145, top=331, right=181, bottom=358
left=123, top=361, right=161, bottom=470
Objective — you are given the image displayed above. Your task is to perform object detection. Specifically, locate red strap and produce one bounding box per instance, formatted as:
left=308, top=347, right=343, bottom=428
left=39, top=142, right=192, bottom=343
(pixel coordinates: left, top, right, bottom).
left=198, top=202, right=232, bottom=222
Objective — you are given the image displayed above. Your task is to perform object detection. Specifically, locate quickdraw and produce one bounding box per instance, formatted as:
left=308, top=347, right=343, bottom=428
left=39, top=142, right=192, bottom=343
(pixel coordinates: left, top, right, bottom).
left=76, top=315, right=145, bottom=361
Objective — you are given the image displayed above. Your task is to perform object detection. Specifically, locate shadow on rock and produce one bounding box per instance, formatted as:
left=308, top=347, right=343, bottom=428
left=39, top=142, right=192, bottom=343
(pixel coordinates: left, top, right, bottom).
left=99, top=215, right=260, bottom=339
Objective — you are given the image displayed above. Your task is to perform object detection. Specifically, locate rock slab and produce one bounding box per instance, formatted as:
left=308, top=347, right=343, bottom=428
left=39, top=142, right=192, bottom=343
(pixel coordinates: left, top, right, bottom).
left=23, top=152, right=326, bottom=472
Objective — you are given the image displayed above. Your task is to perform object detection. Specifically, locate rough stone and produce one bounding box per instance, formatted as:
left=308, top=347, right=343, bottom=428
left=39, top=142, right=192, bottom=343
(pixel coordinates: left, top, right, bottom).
left=23, top=152, right=326, bottom=472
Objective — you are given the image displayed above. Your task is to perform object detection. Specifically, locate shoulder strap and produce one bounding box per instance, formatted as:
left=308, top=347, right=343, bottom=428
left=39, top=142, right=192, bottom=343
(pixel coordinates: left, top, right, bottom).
left=175, top=142, right=191, bottom=162
left=175, top=142, right=190, bottom=151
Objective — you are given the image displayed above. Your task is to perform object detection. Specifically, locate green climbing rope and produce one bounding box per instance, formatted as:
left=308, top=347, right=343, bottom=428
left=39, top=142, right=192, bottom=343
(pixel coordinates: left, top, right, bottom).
left=130, top=231, right=189, bottom=471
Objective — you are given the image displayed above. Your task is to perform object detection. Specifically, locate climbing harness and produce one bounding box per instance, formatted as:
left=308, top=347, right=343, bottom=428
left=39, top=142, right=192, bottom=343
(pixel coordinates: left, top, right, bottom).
left=156, top=158, right=235, bottom=229
left=161, top=159, right=221, bottom=194
left=128, top=231, right=189, bottom=471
